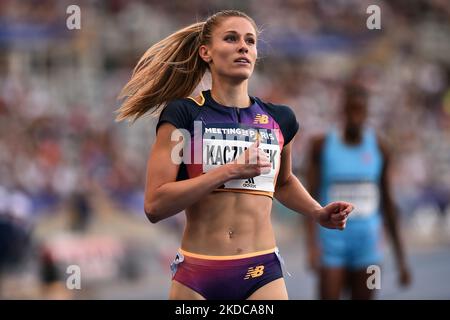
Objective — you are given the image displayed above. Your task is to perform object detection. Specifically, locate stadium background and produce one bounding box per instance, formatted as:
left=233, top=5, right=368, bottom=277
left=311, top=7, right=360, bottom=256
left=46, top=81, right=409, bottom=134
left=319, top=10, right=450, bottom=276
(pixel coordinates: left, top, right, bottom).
left=0, top=0, right=449, bottom=299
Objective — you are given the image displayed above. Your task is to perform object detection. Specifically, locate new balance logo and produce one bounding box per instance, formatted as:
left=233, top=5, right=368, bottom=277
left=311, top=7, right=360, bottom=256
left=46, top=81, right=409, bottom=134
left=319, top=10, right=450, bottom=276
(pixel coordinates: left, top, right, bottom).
left=244, top=265, right=265, bottom=279
left=253, top=114, right=269, bottom=124
left=242, top=177, right=256, bottom=188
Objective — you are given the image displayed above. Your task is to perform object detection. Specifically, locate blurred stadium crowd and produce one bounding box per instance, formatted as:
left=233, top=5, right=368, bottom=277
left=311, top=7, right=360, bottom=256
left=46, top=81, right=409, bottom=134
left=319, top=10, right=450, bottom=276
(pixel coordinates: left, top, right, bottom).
left=0, top=0, right=449, bottom=298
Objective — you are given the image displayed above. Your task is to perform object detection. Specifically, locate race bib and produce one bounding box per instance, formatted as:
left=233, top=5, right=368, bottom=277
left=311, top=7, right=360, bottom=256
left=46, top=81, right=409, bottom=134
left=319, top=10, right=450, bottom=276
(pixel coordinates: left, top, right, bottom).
left=328, top=181, right=379, bottom=218
left=202, top=125, right=281, bottom=193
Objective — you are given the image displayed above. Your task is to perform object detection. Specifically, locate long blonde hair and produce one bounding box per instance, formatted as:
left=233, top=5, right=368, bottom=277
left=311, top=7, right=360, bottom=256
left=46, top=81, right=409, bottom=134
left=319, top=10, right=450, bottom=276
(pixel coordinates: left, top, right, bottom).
left=115, top=10, right=258, bottom=123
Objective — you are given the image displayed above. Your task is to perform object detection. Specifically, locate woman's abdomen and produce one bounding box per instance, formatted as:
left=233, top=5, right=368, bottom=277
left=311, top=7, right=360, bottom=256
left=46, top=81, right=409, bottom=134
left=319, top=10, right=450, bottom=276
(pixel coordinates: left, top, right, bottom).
left=181, top=192, right=276, bottom=255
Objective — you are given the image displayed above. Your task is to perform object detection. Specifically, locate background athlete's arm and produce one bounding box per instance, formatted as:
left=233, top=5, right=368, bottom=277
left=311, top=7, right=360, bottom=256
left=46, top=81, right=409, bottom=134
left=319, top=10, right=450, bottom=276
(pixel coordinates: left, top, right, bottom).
left=378, top=136, right=412, bottom=286
left=274, top=140, right=352, bottom=230
left=144, top=123, right=270, bottom=223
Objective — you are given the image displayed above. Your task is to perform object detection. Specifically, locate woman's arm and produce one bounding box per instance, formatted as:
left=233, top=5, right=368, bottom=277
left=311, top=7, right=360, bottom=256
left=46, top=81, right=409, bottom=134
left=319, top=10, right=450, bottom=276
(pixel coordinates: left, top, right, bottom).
left=144, top=123, right=270, bottom=223
left=274, top=141, right=352, bottom=230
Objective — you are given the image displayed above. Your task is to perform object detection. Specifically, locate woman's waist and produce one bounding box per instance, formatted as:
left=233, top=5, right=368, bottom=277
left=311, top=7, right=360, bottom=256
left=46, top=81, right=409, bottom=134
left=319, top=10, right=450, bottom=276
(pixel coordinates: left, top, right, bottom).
left=181, top=223, right=276, bottom=256
left=175, top=246, right=279, bottom=267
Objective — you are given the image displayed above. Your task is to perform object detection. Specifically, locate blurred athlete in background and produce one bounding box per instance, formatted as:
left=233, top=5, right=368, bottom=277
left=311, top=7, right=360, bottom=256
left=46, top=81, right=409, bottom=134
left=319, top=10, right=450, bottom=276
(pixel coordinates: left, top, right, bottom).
left=305, top=84, right=411, bottom=299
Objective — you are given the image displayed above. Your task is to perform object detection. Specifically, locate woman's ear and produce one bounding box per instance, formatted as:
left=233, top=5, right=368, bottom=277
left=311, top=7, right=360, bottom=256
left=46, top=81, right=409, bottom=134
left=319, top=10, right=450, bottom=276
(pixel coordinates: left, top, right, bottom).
left=199, top=45, right=211, bottom=63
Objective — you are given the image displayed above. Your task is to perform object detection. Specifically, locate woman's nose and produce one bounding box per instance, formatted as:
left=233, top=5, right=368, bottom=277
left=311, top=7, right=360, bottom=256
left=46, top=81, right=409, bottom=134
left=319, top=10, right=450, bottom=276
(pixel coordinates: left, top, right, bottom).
left=238, top=40, right=249, bottom=53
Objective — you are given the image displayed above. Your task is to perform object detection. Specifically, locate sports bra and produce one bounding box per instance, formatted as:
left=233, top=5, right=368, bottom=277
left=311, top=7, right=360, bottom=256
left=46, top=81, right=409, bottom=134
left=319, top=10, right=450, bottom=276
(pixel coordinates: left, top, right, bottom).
left=156, top=90, right=299, bottom=198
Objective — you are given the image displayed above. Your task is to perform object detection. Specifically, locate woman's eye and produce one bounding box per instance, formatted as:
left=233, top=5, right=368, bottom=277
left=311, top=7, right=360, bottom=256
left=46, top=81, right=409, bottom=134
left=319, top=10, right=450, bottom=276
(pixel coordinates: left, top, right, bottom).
left=224, top=35, right=255, bottom=45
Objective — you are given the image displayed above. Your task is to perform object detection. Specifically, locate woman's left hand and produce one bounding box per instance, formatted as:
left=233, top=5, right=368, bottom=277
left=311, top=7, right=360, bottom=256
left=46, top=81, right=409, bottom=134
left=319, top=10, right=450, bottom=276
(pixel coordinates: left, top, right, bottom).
left=314, top=201, right=354, bottom=230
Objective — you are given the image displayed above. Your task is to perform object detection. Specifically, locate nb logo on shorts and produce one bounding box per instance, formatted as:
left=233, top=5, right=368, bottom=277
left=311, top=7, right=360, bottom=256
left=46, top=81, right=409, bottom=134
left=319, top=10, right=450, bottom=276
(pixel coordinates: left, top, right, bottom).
left=244, top=265, right=265, bottom=279
left=253, top=114, right=269, bottom=124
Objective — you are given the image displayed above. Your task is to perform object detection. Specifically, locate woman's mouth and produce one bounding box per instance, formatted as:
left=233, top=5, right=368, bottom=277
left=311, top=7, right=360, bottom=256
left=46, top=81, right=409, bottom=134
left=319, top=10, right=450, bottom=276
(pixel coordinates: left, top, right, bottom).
left=234, top=57, right=251, bottom=66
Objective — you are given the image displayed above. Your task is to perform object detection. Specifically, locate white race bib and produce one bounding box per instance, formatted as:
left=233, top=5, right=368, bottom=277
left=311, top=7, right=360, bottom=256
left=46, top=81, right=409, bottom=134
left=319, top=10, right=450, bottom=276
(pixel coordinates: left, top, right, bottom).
left=203, top=139, right=280, bottom=193
left=328, top=181, right=379, bottom=218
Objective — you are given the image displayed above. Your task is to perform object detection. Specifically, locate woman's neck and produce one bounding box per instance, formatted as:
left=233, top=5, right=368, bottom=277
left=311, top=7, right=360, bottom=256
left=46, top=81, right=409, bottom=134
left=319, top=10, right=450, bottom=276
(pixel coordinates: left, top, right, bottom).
left=210, top=79, right=250, bottom=108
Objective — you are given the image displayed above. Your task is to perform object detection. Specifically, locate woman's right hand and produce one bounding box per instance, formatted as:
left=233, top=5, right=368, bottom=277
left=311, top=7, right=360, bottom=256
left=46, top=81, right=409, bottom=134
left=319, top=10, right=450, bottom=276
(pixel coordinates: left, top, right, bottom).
left=227, top=139, right=272, bottom=180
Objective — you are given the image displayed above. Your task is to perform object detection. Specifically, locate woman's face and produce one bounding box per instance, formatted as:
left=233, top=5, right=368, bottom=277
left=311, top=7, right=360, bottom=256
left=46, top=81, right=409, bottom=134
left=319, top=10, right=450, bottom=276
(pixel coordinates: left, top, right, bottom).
left=200, top=17, right=257, bottom=82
